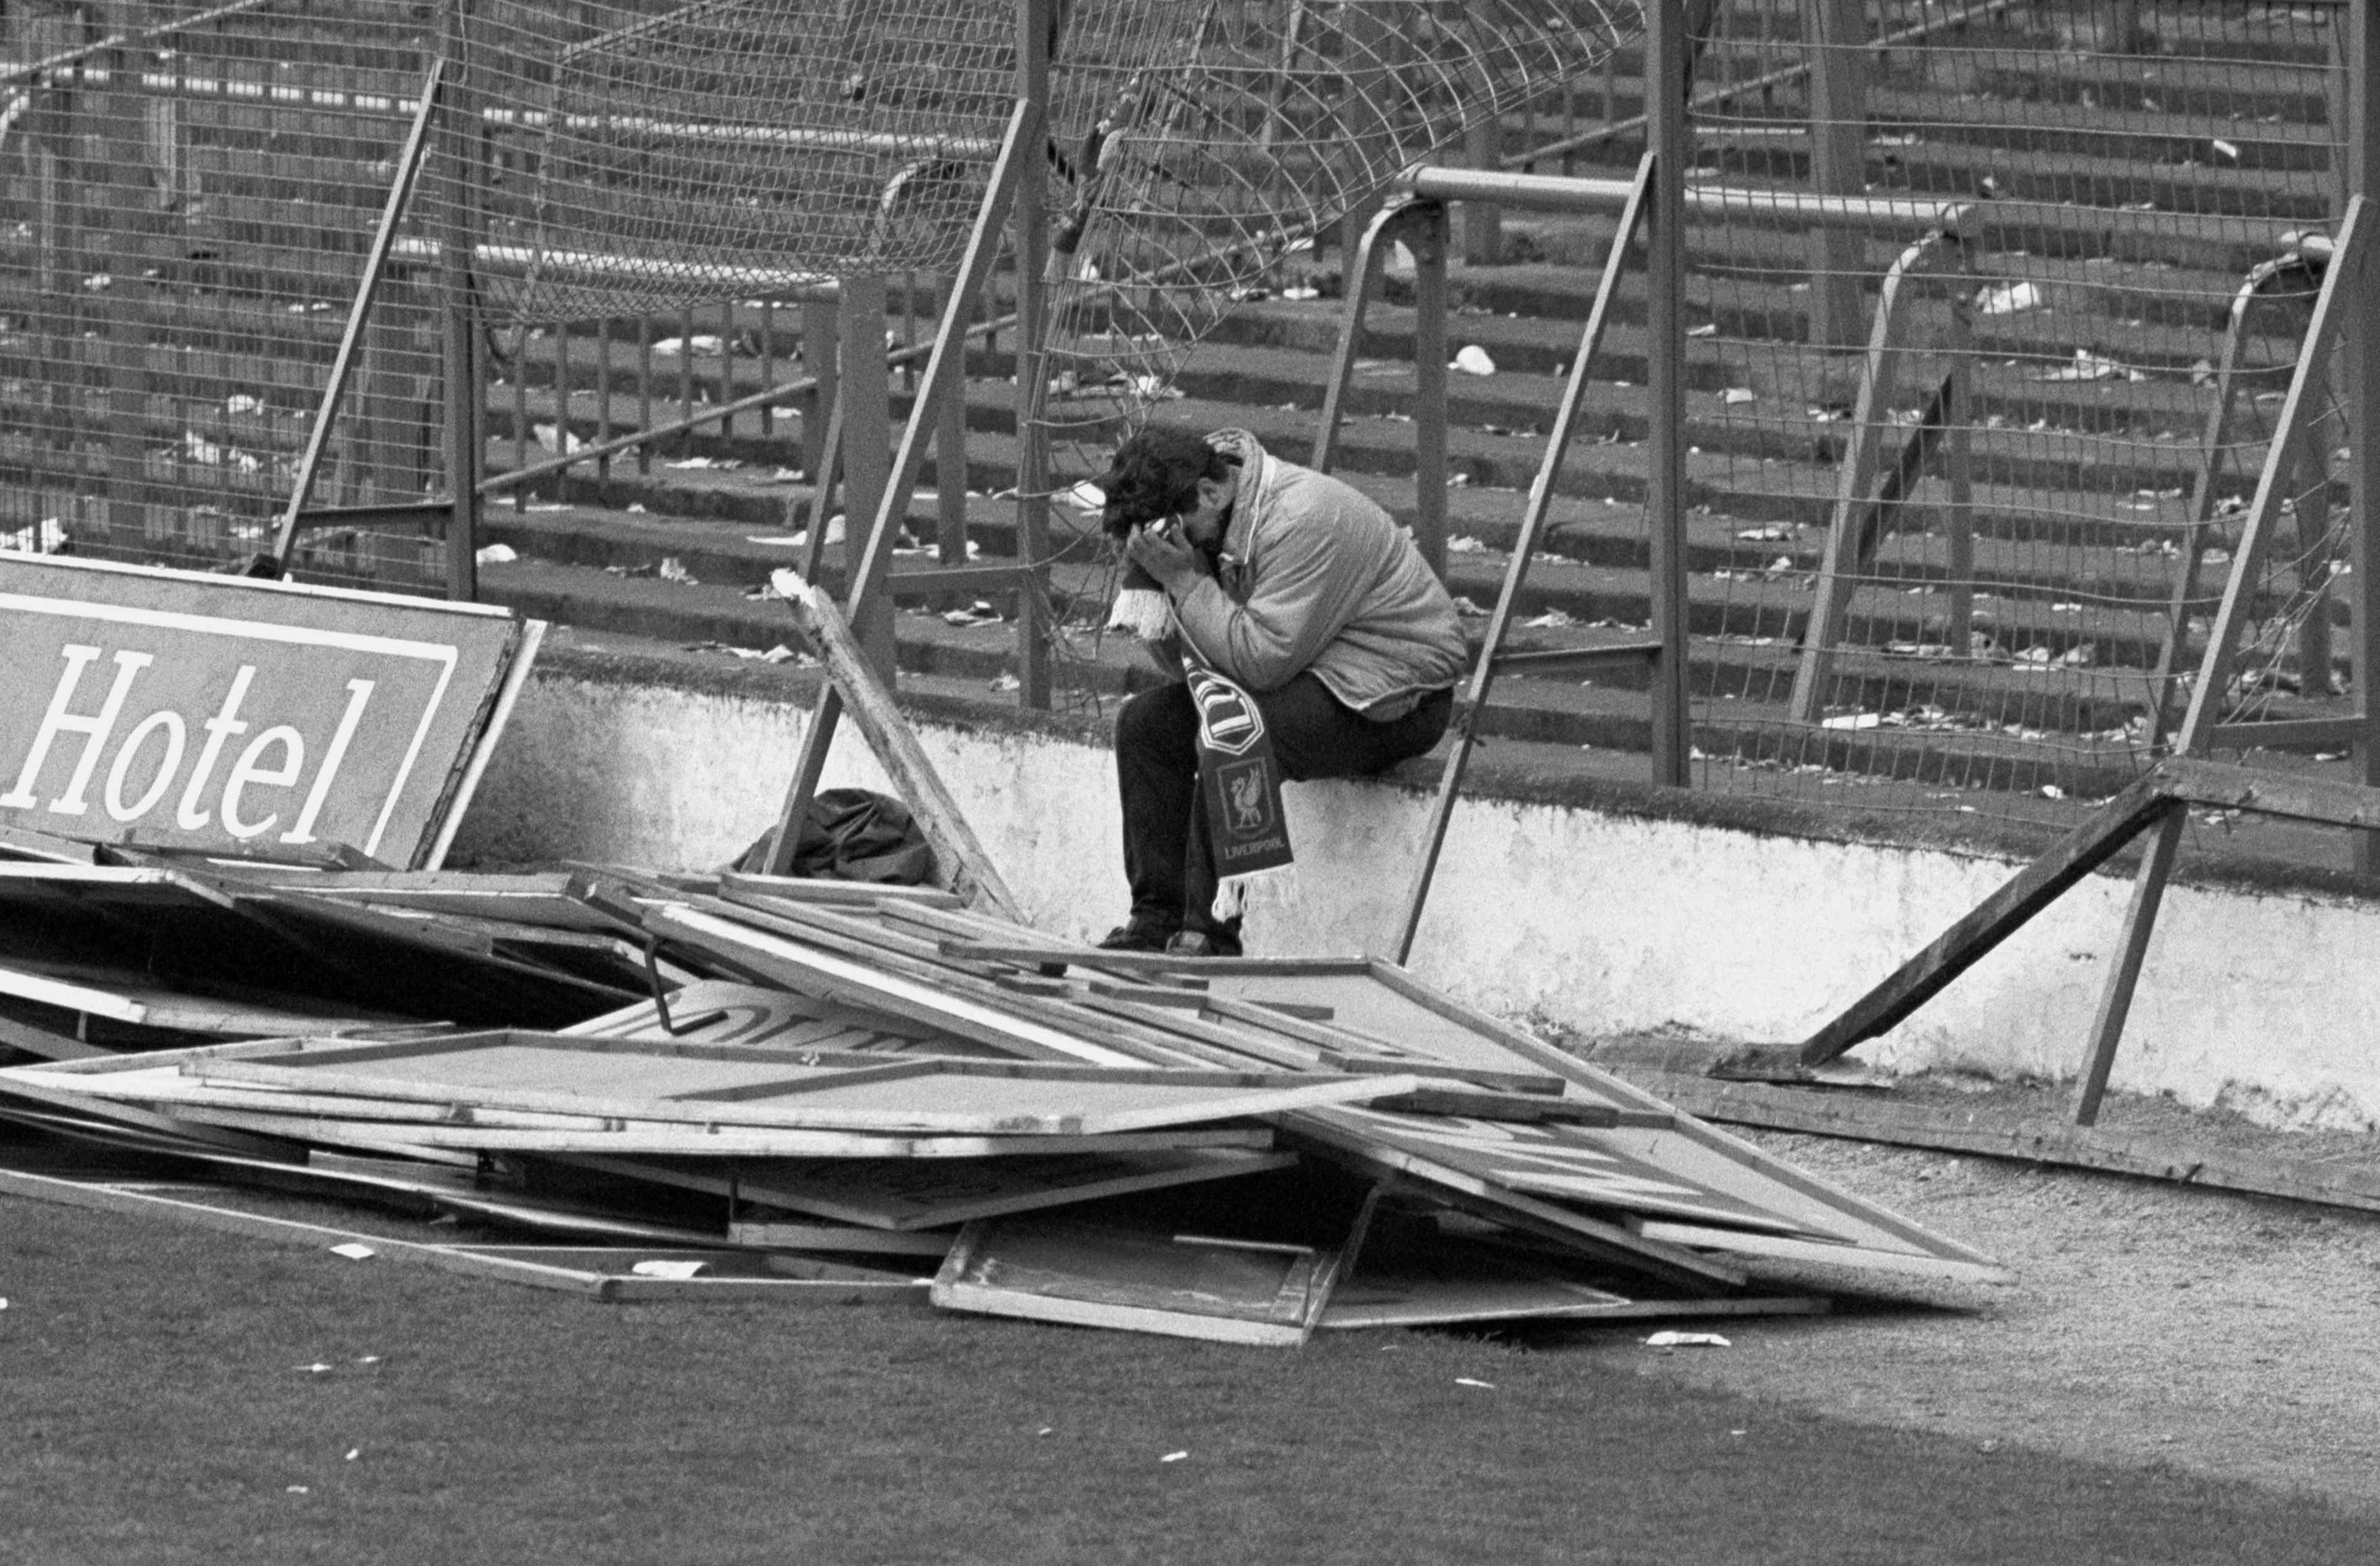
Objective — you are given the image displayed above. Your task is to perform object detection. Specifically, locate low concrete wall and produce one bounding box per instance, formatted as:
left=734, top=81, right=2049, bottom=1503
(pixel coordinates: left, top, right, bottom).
left=454, top=648, right=2380, bottom=1133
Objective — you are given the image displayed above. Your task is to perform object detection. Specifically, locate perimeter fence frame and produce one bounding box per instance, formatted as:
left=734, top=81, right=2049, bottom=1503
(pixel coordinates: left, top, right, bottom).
left=1361, top=0, right=2380, bottom=961
left=13, top=4, right=2380, bottom=841
left=1642, top=2, right=2380, bottom=1124
left=0, top=0, right=1058, bottom=663
left=1661, top=1, right=2379, bottom=826
left=346, top=0, right=1058, bottom=658
left=761, top=0, right=1060, bottom=873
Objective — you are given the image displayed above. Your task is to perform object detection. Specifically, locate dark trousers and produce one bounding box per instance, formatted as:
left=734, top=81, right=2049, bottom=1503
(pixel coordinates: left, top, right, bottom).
left=1114, top=672, right=1453, bottom=934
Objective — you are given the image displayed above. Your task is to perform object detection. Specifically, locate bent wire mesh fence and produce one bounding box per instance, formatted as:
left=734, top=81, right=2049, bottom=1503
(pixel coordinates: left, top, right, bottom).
left=1672, top=0, right=2358, bottom=819
left=2, top=1, right=2370, bottom=847
left=0, top=0, right=449, bottom=589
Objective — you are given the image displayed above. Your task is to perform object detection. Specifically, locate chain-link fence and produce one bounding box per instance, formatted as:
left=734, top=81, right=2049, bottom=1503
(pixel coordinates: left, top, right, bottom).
left=1676, top=0, right=2356, bottom=808
left=1, top=0, right=449, bottom=589
left=2, top=0, right=2368, bottom=809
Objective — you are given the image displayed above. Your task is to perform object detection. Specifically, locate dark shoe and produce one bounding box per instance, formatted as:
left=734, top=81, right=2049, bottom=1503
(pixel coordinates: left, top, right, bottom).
left=1098, top=915, right=1178, bottom=952
left=1164, top=927, right=1243, bottom=960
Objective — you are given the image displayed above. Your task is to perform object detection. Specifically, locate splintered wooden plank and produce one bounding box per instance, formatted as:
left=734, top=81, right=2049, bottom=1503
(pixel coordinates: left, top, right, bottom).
left=26, top=1060, right=1310, bottom=1149
left=0, top=824, right=97, bottom=864
left=635, top=902, right=2001, bottom=1280
left=930, top=1215, right=1345, bottom=1347
left=633, top=1148, right=1299, bottom=1231
left=1200, top=969, right=1547, bottom=1073
left=720, top=872, right=964, bottom=908
left=772, top=574, right=1022, bottom=917
left=0, top=1014, right=109, bottom=1062
left=1321, top=1274, right=1830, bottom=1330
left=1304, top=1107, right=1825, bottom=1239
left=195, top=1039, right=1417, bottom=1135
left=651, top=903, right=1167, bottom=1067
left=236, top=894, right=641, bottom=1003
left=0, top=1068, right=308, bottom=1161
left=563, top=981, right=959, bottom=1049
left=148, top=1104, right=1278, bottom=1161
left=1347, top=970, right=2011, bottom=1278
left=0, top=961, right=397, bottom=1036
left=937, top=940, right=1374, bottom=979
left=290, top=889, right=632, bottom=933
left=1797, top=775, right=2178, bottom=1063
left=1319, top=1271, right=1635, bottom=1329
left=723, top=1222, right=956, bottom=1259
left=1364, top=1086, right=1666, bottom=1127
left=554, top=1150, right=1215, bottom=1252
left=435, top=1246, right=930, bottom=1290
left=925, top=909, right=1999, bottom=1280
left=0, top=1166, right=928, bottom=1305
left=0, top=862, right=241, bottom=907
left=12, top=1064, right=642, bottom=1132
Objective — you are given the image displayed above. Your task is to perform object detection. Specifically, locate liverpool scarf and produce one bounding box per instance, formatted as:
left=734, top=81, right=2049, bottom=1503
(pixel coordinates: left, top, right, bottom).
left=1186, top=667, right=1295, bottom=920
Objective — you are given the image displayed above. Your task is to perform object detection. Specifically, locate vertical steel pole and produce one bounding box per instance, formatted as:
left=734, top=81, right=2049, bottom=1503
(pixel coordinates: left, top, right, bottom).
left=2347, top=0, right=2380, bottom=873
left=1409, top=203, right=1449, bottom=578
left=937, top=276, right=971, bottom=565
left=438, top=1, right=480, bottom=602
left=800, top=296, right=839, bottom=490
left=1461, top=115, right=1502, bottom=265
left=1334, top=1, right=1391, bottom=275
left=95, top=2, right=145, bottom=545
left=1646, top=0, right=1691, bottom=786
left=1011, top=0, right=1054, bottom=709
left=840, top=271, right=894, bottom=676
left=274, top=64, right=444, bottom=566
left=1803, top=0, right=1869, bottom=351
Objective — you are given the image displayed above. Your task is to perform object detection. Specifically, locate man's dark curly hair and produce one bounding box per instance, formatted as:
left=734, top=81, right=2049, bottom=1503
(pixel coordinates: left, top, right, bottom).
left=1095, top=426, right=1239, bottom=540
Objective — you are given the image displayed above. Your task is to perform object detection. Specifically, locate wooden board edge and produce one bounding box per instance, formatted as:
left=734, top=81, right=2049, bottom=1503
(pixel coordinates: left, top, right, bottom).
left=1318, top=1293, right=1833, bottom=1330
left=1634, top=1221, right=2014, bottom=1285
left=594, top=1275, right=934, bottom=1305
left=422, top=617, right=546, bottom=871
left=1325, top=974, right=2003, bottom=1270
left=927, top=1278, right=1310, bottom=1346
left=0, top=1165, right=615, bottom=1295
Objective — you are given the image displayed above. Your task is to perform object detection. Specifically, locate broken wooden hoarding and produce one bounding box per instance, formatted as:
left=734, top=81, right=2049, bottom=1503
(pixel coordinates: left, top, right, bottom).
left=0, top=868, right=2006, bottom=1339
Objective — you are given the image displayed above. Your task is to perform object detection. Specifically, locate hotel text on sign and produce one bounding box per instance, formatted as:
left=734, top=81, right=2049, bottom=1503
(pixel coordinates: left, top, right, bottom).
left=1, top=556, right=532, bottom=865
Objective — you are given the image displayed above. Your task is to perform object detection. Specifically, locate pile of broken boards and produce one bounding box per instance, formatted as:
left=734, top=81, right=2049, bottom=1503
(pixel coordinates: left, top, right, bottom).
left=0, top=836, right=2007, bottom=1345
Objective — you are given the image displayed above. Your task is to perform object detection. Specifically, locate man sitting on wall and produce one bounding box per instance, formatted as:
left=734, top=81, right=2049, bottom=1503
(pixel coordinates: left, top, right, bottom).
left=1095, top=424, right=1468, bottom=957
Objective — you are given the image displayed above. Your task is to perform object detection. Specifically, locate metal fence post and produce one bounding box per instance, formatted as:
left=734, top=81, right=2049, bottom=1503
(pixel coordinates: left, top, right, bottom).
left=840, top=272, right=894, bottom=677
left=1010, top=0, right=1053, bottom=710
left=937, top=276, right=971, bottom=566
left=437, top=0, right=480, bottom=603
left=1461, top=115, right=1502, bottom=265
left=2347, top=0, right=2380, bottom=872
left=1804, top=0, right=1869, bottom=351
left=1646, top=0, right=1690, bottom=786
left=1409, top=202, right=1449, bottom=578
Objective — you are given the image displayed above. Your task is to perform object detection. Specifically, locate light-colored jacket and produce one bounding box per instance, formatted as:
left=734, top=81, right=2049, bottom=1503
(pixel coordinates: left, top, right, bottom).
left=1171, top=429, right=1468, bottom=718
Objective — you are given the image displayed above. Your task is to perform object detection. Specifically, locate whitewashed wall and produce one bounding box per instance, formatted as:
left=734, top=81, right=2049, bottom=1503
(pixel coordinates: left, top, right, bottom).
left=455, top=663, right=2380, bottom=1132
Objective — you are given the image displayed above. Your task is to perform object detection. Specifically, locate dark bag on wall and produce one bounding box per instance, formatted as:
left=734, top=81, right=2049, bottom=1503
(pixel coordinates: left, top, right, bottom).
left=729, top=788, right=937, bottom=884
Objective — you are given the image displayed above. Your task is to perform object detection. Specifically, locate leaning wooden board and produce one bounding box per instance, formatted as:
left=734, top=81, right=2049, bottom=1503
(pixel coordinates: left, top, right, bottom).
left=932, top=1214, right=1351, bottom=1347
left=0, top=1164, right=930, bottom=1305
left=0, top=555, right=539, bottom=867
left=183, top=1031, right=1421, bottom=1135
left=584, top=1148, right=1302, bottom=1231
left=0, top=863, right=623, bottom=1030
left=824, top=900, right=2011, bottom=1283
